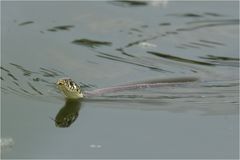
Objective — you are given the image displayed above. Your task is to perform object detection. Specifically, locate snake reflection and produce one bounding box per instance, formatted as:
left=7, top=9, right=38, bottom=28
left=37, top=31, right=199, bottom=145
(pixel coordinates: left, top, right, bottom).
left=54, top=99, right=81, bottom=128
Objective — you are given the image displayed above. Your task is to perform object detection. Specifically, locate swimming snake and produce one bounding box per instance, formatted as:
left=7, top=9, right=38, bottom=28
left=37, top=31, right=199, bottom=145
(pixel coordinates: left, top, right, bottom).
left=56, top=77, right=198, bottom=99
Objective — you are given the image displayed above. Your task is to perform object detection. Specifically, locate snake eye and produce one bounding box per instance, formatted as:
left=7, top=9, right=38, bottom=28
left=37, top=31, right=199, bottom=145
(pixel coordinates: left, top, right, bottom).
left=57, top=81, right=63, bottom=85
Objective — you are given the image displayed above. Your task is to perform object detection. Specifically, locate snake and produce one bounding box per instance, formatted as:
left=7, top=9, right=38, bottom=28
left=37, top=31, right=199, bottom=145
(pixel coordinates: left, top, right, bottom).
left=56, top=77, right=199, bottom=99
left=55, top=77, right=198, bottom=127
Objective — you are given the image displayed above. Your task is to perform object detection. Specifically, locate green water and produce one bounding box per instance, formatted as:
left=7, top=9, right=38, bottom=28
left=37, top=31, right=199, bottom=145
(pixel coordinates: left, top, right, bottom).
left=1, top=1, right=239, bottom=159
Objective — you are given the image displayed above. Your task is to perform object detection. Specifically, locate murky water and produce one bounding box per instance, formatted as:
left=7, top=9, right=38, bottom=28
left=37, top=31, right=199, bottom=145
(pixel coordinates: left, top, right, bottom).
left=1, top=1, right=239, bottom=159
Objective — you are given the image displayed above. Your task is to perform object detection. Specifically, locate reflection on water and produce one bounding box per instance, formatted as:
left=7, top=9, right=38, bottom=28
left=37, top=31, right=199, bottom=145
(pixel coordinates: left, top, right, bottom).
left=47, top=25, right=75, bottom=32
left=72, top=39, right=112, bottom=48
left=108, top=0, right=168, bottom=7
left=200, top=54, right=239, bottom=61
left=167, top=12, right=225, bottom=18
left=1, top=64, right=61, bottom=98
left=1, top=62, right=238, bottom=117
left=2, top=61, right=237, bottom=129
left=96, top=51, right=168, bottom=72
left=1, top=1, right=239, bottom=158
left=108, top=1, right=148, bottom=7
left=118, top=18, right=239, bottom=50
left=54, top=99, right=81, bottom=128
left=18, top=21, right=34, bottom=26
left=147, top=51, right=215, bottom=66
left=0, top=63, right=93, bottom=100
left=176, top=19, right=239, bottom=32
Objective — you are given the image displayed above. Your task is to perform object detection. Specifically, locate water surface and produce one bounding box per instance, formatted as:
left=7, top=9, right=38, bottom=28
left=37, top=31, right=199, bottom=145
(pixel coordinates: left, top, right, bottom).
left=1, top=1, right=239, bottom=159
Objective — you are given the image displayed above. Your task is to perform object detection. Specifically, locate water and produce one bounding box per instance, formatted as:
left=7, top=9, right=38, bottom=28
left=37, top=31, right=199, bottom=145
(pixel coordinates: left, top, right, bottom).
left=1, top=1, right=239, bottom=159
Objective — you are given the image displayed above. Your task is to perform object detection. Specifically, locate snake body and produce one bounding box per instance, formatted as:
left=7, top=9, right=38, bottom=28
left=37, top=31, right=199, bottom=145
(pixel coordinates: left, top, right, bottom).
left=56, top=77, right=198, bottom=99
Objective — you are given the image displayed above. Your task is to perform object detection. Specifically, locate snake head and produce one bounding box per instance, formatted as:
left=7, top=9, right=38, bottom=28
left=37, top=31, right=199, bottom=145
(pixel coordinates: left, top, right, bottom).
left=56, top=78, right=84, bottom=99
